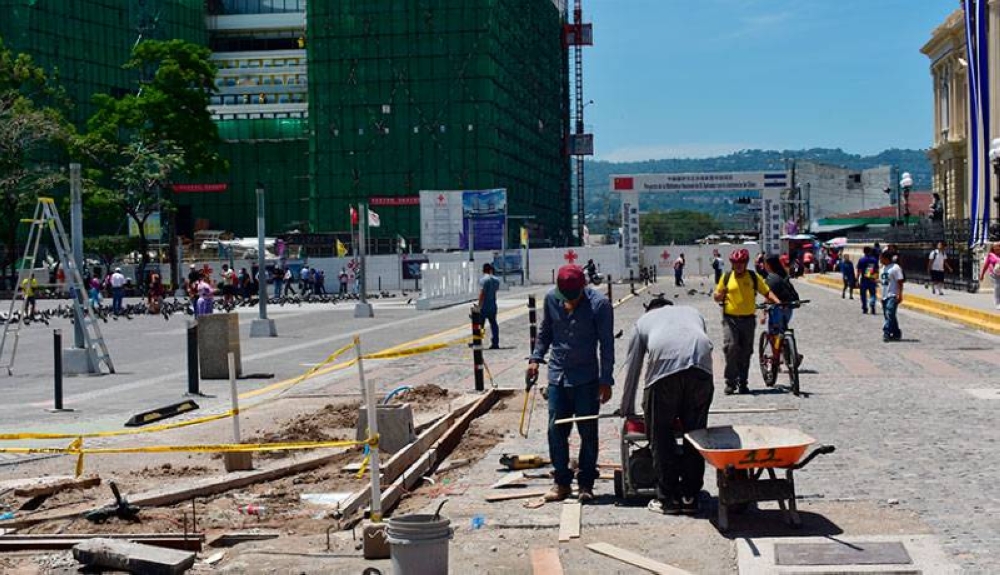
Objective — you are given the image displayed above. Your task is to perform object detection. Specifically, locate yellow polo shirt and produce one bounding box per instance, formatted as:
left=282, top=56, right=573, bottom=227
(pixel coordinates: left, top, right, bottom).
left=21, top=277, right=38, bottom=298
left=716, top=271, right=769, bottom=316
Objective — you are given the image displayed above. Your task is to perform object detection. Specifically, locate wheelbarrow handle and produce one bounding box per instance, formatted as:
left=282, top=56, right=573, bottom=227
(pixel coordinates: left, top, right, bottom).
left=793, top=444, right=836, bottom=470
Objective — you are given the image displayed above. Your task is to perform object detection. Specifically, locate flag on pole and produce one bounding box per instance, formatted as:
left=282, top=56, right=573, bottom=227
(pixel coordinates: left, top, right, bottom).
left=519, top=226, right=528, bottom=247
left=336, top=238, right=348, bottom=257
left=368, top=208, right=381, bottom=227
left=964, top=0, right=992, bottom=246
left=350, top=206, right=358, bottom=226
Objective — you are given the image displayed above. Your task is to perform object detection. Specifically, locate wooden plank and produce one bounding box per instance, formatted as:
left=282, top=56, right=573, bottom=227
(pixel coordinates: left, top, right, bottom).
left=558, top=502, right=581, bottom=542
left=485, top=489, right=551, bottom=503
left=12, top=475, right=101, bottom=498
left=206, top=532, right=281, bottom=548
left=0, top=535, right=201, bottom=552
left=530, top=547, right=565, bottom=575
left=586, top=542, right=694, bottom=575
left=380, top=450, right=436, bottom=513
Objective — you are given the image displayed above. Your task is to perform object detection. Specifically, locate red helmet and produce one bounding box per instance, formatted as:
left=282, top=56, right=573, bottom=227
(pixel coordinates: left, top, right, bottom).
left=729, top=248, right=750, bottom=263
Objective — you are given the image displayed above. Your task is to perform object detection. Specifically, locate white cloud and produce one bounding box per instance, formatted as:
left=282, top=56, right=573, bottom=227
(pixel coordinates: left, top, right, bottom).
left=598, top=143, right=757, bottom=162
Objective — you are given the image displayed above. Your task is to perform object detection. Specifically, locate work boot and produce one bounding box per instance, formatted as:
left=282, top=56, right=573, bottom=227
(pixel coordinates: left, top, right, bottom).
left=543, top=484, right=572, bottom=502
left=647, top=498, right=683, bottom=515
left=577, top=486, right=594, bottom=502
left=680, top=496, right=700, bottom=515
left=738, top=383, right=750, bottom=395
left=724, top=384, right=737, bottom=395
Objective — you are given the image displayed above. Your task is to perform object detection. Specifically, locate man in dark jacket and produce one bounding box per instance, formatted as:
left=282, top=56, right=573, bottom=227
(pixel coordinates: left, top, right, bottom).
left=528, top=265, right=615, bottom=503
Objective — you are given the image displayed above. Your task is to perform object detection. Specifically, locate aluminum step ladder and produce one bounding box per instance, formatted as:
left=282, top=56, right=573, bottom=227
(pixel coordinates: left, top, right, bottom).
left=0, top=198, right=114, bottom=375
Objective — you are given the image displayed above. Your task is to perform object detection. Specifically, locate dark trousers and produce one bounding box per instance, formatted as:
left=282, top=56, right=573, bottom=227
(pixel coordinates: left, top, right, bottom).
left=860, top=280, right=877, bottom=313
left=674, top=269, right=684, bottom=286
left=482, top=309, right=498, bottom=347
left=644, top=368, right=713, bottom=501
left=722, top=315, right=756, bottom=386
left=547, top=383, right=600, bottom=488
left=111, top=287, right=124, bottom=314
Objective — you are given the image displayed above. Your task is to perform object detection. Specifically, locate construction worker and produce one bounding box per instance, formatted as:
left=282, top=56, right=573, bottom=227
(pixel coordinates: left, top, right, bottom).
left=527, top=265, right=614, bottom=503
left=20, top=272, right=38, bottom=316
left=620, top=296, right=713, bottom=515
left=713, top=248, right=780, bottom=395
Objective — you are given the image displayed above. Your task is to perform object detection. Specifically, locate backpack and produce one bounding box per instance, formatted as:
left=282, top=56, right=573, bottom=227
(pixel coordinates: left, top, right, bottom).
left=712, top=258, right=721, bottom=271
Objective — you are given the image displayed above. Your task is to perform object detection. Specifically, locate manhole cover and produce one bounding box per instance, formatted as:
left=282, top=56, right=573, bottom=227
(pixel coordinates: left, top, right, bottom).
left=775, top=541, right=912, bottom=566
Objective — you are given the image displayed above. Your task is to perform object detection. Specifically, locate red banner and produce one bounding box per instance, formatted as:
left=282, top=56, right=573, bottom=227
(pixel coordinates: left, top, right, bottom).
left=370, top=196, right=420, bottom=207
left=172, top=183, right=228, bottom=193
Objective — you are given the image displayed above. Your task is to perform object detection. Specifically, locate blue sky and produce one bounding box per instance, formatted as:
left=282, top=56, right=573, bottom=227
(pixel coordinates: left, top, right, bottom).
left=583, top=0, right=958, bottom=161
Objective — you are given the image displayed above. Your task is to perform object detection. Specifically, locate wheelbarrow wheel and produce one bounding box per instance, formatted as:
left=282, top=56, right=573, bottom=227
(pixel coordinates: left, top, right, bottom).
left=758, top=331, right=777, bottom=387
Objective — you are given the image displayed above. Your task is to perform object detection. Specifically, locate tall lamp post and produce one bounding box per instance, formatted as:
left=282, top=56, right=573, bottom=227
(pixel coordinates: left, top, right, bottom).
left=250, top=182, right=277, bottom=337
left=990, top=138, right=1000, bottom=212
left=900, top=172, right=913, bottom=225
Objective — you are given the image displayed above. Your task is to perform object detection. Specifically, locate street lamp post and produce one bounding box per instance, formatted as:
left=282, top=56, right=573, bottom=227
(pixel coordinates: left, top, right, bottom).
left=250, top=182, right=277, bottom=337
left=900, top=172, right=913, bottom=225
left=990, top=139, right=1000, bottom=215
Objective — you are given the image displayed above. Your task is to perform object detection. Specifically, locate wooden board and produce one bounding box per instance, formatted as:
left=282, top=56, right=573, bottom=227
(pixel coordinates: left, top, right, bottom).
left=0, top=534, right=202, bottom=552
left=0, top=475, right=100, bottom=498
left=491, top=471, right=527, bottom=489
left=558, top=502, right=581, bottom=542
left=72, top=539, right=196, bottom=575
left=586, top=542, right=693, bottom=575
left=530, top=547, right=565, bottom=575
left=485, top=490, right=551, bottom=503
left=206, top=532, right=280, bottom=548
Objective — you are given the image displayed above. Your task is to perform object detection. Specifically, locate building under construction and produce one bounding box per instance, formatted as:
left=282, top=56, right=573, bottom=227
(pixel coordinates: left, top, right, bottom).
left=1, top=0, right=574, bottom=251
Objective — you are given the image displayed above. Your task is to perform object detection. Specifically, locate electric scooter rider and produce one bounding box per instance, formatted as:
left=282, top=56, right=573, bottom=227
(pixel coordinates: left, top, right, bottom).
left=585, top=259, right=602, bottom=285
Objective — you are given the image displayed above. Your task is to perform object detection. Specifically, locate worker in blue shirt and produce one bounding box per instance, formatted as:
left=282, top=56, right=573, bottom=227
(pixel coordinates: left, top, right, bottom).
left=527, top=265, right=615, bottom=503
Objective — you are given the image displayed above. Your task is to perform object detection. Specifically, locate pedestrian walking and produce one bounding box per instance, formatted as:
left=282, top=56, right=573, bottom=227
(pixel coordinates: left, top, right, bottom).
left=147, top=274, right=164, bottom=314
left=840, top=254, right=857, bottom=299
left=979, top=241, right=1000, bottom=310
left=527, top=265, right=615, bottom=503
left=186, top=264, right=201, bottom=299
left=110, top=267, right=126, bottom=315
left=20, top=272, right=38, bottom=316
left=196, top=278, right=214, bottom=317
left=927, top=241, right=953, bottom=295
left=300, top=267, right=312, bottom=296
left=478, top=263, right=501, bottom=349
left=283, top=268, right=297, bottom=297
left=88, top=277, right=102, bottom=310
left=713, top=249, right=780, bottom=395
left=673, top=253, right=686, bottom=286
left=880, top=250, right=904, bottom=342
left=857, top=246, right=880, bottom=315
left=338, top=267, right=349, bottom=296
left=314, top=268, right=326, bottom=295
left=620, top=297, right=713, bottom=515
left=271, top=267, right=283, bottom=298
left=220, top=264, right=236, bottom=307
left=711, top=249, right=723, bottom=285
left=238, top=267, right=250, bottom=299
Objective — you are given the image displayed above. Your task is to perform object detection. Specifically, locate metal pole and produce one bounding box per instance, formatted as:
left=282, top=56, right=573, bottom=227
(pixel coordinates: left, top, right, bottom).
left=355, top=335, right=382, bottom=522
left=228, top=352, right=240, bottom=442
left=187, top=321, right=200, bottom=396
left=53, top=329, right=63, bottom=410
left=359, top=204, right=368, bottom=305
left=69, top=164, right=84, bottom=349
left=607, top=275, right=612, bottom=300
left=256, top=185, right=268, bottom=320
left=467, top=214, right=475, bottom=262
left=527, top=295, right=537, bottom=354
left=471, top=304, right=485, bottom=392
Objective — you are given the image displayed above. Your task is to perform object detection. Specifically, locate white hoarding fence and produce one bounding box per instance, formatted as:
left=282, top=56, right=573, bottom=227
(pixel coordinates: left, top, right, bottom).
left=416, top=261, right=478, bottom=310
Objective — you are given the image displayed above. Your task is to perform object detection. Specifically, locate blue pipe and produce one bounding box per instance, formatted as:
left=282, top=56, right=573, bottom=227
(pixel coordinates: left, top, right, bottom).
left=382, top=385, right=412, bottom=405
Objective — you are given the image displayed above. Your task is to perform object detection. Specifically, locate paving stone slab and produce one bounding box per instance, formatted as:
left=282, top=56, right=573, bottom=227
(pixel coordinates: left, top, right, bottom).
left=775, top=541, right=911, bottom=566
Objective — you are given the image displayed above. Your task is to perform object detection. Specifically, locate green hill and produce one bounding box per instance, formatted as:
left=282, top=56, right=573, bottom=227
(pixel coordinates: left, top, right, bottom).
left=579, top=148, right=930, bottom=232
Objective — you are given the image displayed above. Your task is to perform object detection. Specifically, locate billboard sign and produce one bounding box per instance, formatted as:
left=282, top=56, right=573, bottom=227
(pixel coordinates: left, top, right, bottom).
left=761, top=188, right=782, bottom=256
left=419, top=189, right=507, bottom=251
left=460, top=189, right=507, bottom=251
left=611, top=171, right=788, bottom=193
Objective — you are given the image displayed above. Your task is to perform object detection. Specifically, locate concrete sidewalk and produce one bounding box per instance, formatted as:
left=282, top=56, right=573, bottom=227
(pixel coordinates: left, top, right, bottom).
left=808, top=272, right=1000, bottom=335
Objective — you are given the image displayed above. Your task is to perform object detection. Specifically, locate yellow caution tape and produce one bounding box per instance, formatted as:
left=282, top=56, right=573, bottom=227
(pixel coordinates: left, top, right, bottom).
left=0, top=437, right=374, bottom=456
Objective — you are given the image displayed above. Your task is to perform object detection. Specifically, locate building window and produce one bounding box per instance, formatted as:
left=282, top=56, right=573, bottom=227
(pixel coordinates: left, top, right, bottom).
left=940, top=71, right=950, bottom=138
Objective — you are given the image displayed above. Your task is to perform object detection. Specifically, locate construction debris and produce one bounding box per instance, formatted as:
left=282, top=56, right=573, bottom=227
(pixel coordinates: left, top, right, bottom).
left=84, top=481, right=140, bottom=524
left=206, top=532, right=281, bottom=548
left=0, top=533, right=202, bottom=552
left=73, top=538, right=196, bottom=575
left=492, top=471, right=528, bottom=489
left=10, top=475, right=101, bottom=498
left=557, top=502, right=581, bottom=542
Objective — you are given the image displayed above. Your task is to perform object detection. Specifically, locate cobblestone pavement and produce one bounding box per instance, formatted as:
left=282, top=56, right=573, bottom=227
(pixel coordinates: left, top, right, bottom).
left=421, top=276, right=999, bottom=573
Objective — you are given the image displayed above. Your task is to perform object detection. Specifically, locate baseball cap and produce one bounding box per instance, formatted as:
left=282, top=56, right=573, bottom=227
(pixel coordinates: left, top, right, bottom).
left=554, top=265, right=585, bottom=302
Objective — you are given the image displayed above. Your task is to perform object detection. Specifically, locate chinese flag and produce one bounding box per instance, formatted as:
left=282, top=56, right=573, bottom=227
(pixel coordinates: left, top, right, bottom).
left=350, top=206, right=358, bottom=225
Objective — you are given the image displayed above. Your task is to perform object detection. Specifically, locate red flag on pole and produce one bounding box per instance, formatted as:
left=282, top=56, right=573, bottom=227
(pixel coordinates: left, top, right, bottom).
left=350, top=206, right=358, bottom=225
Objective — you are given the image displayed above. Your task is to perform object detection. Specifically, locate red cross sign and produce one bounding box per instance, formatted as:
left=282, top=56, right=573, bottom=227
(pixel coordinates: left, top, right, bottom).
left=563, top=249, right=578, bottom=264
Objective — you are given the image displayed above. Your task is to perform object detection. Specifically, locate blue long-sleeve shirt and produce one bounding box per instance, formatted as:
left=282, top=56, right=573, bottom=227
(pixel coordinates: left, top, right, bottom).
left=530, top=287, right=615, bottom=387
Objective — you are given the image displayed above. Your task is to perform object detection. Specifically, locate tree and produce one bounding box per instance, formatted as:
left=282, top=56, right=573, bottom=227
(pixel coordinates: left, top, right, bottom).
left=641, top=210, right=720, bottom=245
left=0, top=37, right=71, bottom=288
left=84, top=235, right=138, bottom=275
left=81, top=39, right=224, bottom=285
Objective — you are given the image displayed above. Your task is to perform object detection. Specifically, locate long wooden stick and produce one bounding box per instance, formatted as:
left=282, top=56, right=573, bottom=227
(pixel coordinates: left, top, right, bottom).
left=554, top=407, right=798, bottom=425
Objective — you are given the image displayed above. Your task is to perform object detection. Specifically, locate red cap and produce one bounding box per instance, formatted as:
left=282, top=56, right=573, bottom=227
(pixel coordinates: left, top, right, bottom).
left=555, top=265, right=586, bottom=301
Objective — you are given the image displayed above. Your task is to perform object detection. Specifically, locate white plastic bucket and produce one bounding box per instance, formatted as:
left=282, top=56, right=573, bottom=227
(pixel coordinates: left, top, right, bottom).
left=386, top=514, right=454, bottom=575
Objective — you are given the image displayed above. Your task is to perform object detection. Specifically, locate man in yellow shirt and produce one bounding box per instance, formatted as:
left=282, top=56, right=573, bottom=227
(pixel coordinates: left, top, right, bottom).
left=713, top=249, right=780, bottom=395
left=21, top=272, right=39, bottom=316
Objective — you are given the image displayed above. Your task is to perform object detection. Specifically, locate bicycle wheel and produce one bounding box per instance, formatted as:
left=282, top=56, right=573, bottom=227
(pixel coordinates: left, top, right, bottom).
left=758, top=331, right=778, bottom=387
left=783, top=333, right=800, bottom=396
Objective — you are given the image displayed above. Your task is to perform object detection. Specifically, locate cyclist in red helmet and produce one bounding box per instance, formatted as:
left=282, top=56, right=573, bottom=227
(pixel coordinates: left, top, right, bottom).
left=713, top=248, right=780, bottom=395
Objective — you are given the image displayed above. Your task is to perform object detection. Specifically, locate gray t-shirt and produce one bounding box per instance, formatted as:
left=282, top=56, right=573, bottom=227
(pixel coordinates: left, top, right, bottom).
left=478, top=274, right=500, bottom=313
left=619, top=305, right=714, bottom=415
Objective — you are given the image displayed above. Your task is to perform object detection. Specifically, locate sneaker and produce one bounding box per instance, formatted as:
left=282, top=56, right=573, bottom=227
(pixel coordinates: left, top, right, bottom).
left=543, top=484, right=572, bottom=502
left=577, top=487, right=594, bottom=502
left=647, top=498, right=683, bottom=515
left=680, top=496, right=699, bottom=514
left=724, top=384, right=737, bottom=396
left=738, top=383, right=750, bottom=395
left=488, top=344, right=500, bottom=350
